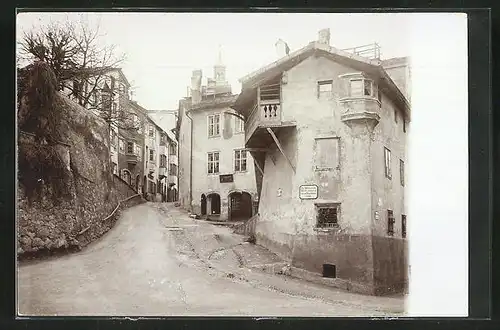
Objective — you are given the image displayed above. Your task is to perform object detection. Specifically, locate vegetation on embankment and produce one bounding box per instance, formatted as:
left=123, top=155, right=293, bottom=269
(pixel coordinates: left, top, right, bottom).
left=17, top=62, right=143, bottom=258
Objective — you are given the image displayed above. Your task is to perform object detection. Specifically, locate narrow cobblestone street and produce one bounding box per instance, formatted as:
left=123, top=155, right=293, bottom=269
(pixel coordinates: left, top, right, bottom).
left=18, top=203, right=405, bottom=317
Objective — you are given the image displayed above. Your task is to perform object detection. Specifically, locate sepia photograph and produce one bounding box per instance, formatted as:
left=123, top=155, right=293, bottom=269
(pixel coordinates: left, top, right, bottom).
left=15, top=11, right=469, bottom=317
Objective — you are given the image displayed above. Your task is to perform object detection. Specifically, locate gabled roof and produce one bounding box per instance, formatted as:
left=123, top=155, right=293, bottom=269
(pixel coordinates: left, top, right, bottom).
left=107, top=67, right=131, bottom=88
left=188, top=94, right=239, bottom=112
left=165, top=130, right=177, bottom=143
left=147, top=115, right=177, bottom=143
left=59, top=66, right=132, bottom=88
left=233, top=41, right=410, bottom=120
left=129, top=100, right=148, bottom=114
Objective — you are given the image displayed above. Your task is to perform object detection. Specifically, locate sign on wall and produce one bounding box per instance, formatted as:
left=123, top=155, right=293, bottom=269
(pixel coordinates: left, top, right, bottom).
left=299, top=185, right=318, bottom=200
left=219, top=174, right=234, bottom=183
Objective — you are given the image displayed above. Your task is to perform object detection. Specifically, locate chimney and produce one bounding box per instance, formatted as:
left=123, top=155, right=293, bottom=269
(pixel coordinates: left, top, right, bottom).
left=318, top=28, right=331, bottom=46
left=275, top=39, right=290, bottom=58
left=190, top=69, right=202, bottom=104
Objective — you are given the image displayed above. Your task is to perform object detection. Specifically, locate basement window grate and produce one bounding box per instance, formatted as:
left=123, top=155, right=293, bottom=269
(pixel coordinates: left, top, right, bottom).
left=387, top=209, right=395, bottom=236
left=316, top=203, right=340, bottom=228
left=322, top=264, right=336, bottom=278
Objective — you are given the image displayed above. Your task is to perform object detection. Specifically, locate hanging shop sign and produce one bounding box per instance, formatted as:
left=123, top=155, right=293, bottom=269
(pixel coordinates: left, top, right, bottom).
left=219, top=174, right=234, bottom=183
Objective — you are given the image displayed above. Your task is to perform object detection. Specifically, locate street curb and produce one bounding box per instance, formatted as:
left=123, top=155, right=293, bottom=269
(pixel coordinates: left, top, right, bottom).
left=247, top=262, right=375, bottom=296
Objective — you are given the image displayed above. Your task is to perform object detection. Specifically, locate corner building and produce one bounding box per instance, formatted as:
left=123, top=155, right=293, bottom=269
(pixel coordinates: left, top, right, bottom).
left=232, top=29, right=411, bottom=295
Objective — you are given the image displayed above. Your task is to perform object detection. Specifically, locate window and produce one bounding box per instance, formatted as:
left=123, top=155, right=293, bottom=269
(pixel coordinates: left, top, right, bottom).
left=112, top=162, right=117, bottom=175
left=350, top=78, right=377, bottom=98
left=235, top=117, right=245, bottom=133
left=132, top=114, right=139, bottom=126
left=234, top=149, right=247, bottom=172
left=169, top=143, right=177, bottom=155
left=317, top=80, right=333, bottom=98
left=364, top=79, right=372, bottom=96
left=387, top=210, right=395, bottom=236
left=403, top=120, right=406, bottom=133
left=160, top=155, right=167, bottom=167
left=208, top=114, right=221, bottom=137
left=314, top=137, right=340, bottom=170
left=136, top=145, right=142, bottom=160
left=92, top=91, right=99, bottom=106
left=394, top=109, right=398, bottom=123
left=102, top=93, right=112, bottom=112
left=112, top=103, right=117, bottom=115
left=127, top=142, right=134, bottom=154
left=119, top=139, right=125, bottom=153
left=149, top=125, right=154, bottom=137
left=400, top=159, right=405, bottom=186
left=207, top=152, right=220, bottom=174
left=169, top=163, right=178, bottom=176
left=350, top=79, right=363, bottom=97
left=316, top=203, right=340, bottom=228
left=384, top=147, right=392, bottom=179
left=402, top=215, right=407, bottom=238
left=110, top=130, right=117, bottom=150
left=149, top=149, right=155, bottom=162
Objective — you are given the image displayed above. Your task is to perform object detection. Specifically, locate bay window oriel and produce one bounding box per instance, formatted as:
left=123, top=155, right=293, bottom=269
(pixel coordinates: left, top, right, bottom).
left=349, top=78, right=378, bottom=98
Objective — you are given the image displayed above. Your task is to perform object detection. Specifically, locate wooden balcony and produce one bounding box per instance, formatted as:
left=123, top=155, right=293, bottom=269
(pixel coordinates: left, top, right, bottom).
left=244, top=99, right=296, bottom=149
left=126, top=153, right=138, bottom=164
left=233, top=76, right=296, bottom=150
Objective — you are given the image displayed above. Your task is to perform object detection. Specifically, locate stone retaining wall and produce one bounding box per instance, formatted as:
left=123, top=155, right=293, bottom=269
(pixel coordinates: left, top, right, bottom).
left=17, top=67, right=145, bottom=258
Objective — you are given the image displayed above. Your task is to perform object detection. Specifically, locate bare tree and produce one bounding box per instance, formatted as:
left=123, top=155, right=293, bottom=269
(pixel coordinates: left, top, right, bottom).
left=18, top=15, right=141, bottom=176
left=18, top=15, right=125, bottom=110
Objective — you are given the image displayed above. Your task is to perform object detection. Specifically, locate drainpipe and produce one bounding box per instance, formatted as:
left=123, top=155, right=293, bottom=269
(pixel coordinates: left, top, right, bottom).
left=185, top=109, right=194, bottom=211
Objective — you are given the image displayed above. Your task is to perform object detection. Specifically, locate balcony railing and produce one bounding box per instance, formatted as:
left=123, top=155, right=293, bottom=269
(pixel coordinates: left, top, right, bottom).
left=341, top=42, right=381, bottom=60
left=126, top=153, right=138, bottom=164
left=245, top=99, right=282, bottom=139
left=261, top=100, right=281, bottom=121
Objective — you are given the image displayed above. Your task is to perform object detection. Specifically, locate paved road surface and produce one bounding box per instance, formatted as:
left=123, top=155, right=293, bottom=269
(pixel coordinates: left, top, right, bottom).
left=18, top=203, right=405, bottom=317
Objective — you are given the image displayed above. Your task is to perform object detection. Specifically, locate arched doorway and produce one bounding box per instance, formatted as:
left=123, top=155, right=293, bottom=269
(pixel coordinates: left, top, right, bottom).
left=201, top=194, right=207, bottom=216
left=228, top=191, right=253, bottom=221
left=207, top=193, right=221, bottom=215
left=122, top=170, right=131, bottom=185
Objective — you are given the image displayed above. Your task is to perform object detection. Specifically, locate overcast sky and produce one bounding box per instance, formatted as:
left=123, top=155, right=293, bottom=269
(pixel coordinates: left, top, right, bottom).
left=16, top=12, right=469, bottom=317
left=17, top=12, right=413, bottom=110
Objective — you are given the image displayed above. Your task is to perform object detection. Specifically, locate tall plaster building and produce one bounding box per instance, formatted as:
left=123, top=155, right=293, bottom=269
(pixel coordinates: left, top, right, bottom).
left=232, top=29, right=411, bottom=295
left=177, top=51, right=258, bottom=221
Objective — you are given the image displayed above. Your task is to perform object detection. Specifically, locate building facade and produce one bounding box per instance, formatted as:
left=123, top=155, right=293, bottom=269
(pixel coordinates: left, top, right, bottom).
left=146, top=109, right=179, bottom=202
left=165, top=131, right=179, bottom=202
left=115, top=100, right=148, bottom=192
left=177, top=56, right=258, bottom=221
left=232, top=29, right=410, bottom=295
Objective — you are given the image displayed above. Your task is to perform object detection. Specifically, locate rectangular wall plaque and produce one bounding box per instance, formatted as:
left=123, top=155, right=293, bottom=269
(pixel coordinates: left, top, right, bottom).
left=299, top=185, right=318, bottom=200
left=219, top=174, right=234, bottom=183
